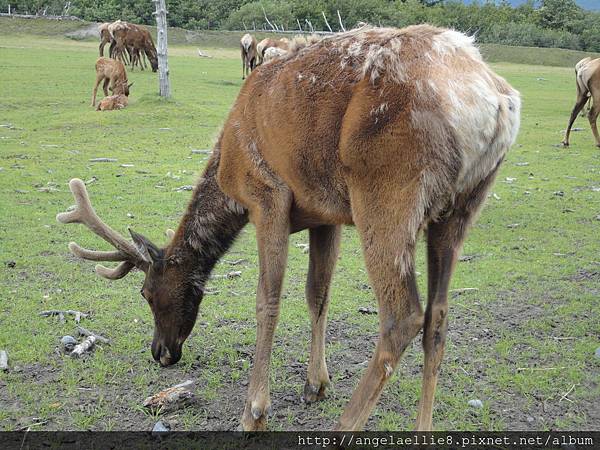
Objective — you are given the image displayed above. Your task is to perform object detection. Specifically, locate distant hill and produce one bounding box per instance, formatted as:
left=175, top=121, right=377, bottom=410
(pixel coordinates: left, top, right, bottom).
left=463, top=1, right=599, bottom=11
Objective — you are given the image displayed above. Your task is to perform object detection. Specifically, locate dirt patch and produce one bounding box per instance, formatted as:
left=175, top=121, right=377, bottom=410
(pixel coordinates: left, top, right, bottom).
left=2, top=288, right=597, bottom=431
left=65, top=23, right=99, bottom=41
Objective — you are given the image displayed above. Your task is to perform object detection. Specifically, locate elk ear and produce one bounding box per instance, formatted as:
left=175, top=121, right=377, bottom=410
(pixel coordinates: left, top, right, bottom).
left=129, top=229, right=161, bottom=264
left=128, top=82, right=134, bottom=88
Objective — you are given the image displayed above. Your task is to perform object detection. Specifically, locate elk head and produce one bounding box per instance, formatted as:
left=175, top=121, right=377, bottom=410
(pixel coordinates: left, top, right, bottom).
left=111, top=81, right=134, bottom=97
left=148, top=50, right=158, bottom=72
left=57, top=179, right=202, bottom=366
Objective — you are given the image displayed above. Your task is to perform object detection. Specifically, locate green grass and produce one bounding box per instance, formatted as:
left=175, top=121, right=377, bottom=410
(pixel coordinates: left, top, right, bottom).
left=0, top=20, right=599, bottom=432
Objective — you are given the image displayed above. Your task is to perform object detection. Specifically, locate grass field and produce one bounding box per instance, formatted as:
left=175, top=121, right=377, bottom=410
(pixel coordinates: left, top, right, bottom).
left=0, top=18, right=599, bottom=432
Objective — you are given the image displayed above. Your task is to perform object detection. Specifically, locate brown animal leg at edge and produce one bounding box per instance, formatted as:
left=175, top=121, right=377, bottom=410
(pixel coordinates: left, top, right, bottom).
left=242, top=52, right=246, bottom=80
left=587, top=97, right=600, bottom=147
left=415, top=162, right=502, bottom=431
left=563, top=89, right=589, bottom=146
left=240, top=190, right=292, bottom=431
left=91, top=74, right=103, bottom=106
left=335, top=186, right=425, bottom=430
left=303, top=225, right=341, bottom=403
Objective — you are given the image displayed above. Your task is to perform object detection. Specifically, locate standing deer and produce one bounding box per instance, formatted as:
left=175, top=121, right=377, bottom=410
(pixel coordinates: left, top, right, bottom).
left=240, top=33, right=257, bottom=80
left=59, top=25, right=520, bottom=431
left=98, top=22, right=112, bottom=57
left=563, top=57, right=600, bottom=147
left=91, top=57, right=133, bottom=107
left=108, top=20, right=130, bottom=65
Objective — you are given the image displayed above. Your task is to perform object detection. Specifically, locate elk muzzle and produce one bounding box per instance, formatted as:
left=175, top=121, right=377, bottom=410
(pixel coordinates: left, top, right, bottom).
left=151, top=338, right=182, bottom=367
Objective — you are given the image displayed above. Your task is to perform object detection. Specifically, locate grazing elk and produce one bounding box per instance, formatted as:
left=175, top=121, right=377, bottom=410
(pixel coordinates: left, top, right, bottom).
left=108, top=20, right=130, bottom=65
left=96, top=94, right=128, bottom=111
left=91, top=57, right=133, bottom=107
left=122, top=24, right=158, bottom=72
left=563, top=57, right=600, bottom=147
left=98, top=22, right=112, bottom=57
left=240, top=33, right=257, bottom=80
left=59, top=25, right=520, bottom=431
left=256, top=37, right=289, bottom=65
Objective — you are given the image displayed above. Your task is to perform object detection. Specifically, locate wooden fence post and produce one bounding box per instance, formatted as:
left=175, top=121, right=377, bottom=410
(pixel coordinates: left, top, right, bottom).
left=152, top=0, right=170, bottom=98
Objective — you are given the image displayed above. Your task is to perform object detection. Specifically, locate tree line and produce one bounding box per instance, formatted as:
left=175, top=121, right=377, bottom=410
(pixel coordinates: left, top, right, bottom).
left=2, top=0, right=599, bottom=52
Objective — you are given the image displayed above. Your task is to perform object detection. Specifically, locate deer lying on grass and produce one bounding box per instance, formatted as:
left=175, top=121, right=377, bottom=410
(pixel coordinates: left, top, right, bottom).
left=240, top=33, right=257, bottom=80
left=59, top=25, right=520, bottom=431
left=563, top=57, right=600, bottom=147
left=91, top=57, right=133, bottom=107
left=96, top=94, right=128, bottom=111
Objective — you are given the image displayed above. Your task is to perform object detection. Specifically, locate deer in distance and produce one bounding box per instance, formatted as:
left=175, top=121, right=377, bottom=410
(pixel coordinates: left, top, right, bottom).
left=563, top=57, right=600, bottom=147
left=59, top=24, right=520, bottom=431
left=240, top=33, right=257, bottom=80
left=91, top=57, right=133, bottom=107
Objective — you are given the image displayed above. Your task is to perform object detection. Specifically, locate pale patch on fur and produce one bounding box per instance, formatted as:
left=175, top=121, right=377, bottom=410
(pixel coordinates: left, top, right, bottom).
left=108, top=20, right=128, bottom=39
left=441, top=67, right=521, bottom=192
left=241, top=33, right=253, bottom=51
left=362, top=37, right=406, bottom=84
left=430, top=29, right=481, bottom=62
left=263, top=46, right=287, bottom=63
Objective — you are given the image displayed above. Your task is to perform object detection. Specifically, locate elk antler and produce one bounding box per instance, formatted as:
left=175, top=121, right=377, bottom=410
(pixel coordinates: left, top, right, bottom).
left=56, top=178, right=149, bottom=279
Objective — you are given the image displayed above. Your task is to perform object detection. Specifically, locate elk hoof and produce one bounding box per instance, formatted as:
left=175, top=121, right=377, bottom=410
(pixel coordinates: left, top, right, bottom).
left=240, top=401, right=270, bottom=431
left=302, top=380, right=328, bottom=403
left=561, top=141, right=569, bottom=147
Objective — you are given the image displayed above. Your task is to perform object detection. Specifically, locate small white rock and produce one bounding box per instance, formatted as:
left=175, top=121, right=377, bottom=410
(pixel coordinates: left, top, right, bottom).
left=468, top=399, right=483, bottom=409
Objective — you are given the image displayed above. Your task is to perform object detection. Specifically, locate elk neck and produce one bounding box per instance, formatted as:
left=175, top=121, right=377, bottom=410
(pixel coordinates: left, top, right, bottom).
left=166, top=151, right=249, bottom=286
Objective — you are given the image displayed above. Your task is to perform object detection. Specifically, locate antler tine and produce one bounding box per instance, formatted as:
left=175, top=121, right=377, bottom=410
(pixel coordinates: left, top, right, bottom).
left=95, top=261, right=136, bottom=280
left=68, top=242, right=128, bottom=262
left=57, top=178, right=148, bottom=266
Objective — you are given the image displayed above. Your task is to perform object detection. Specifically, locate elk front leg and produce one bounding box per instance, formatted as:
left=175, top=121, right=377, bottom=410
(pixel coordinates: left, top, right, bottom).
left=91, top=75, right=103, bottom=106
left=241, top=193, right=291, bottom=431
left=303, top=225, right=341, bottom=403
left=242, top=53, right=246, bottom=80
left=415, top=163, right=502, bottom=431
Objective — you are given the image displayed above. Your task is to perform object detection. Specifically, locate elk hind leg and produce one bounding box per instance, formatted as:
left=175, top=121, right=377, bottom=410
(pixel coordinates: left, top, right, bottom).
left=415, top=162, right=502, bottom=431
left=335, top=187, right=425, bottom=430
left=563, top=88, right=589, bottom=146
left=303, top=225, right=341, bottom=403
left=587, top=93, right=600, bottom=147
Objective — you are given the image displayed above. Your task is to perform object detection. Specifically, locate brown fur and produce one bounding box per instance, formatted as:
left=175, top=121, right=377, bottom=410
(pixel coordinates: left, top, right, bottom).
left=91, top=57, right=132, bottom=107
left=96, top=94, right=128, bottom=111
left=65, top=25, right=520, bottom=431
left=563, top=57, right=600, bottom=147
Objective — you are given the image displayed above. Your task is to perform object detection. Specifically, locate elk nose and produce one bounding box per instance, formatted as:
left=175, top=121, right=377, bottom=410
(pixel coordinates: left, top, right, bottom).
left=159, top=347, right=172, bottom=367
left=151, top=341, right=162, bottom=362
